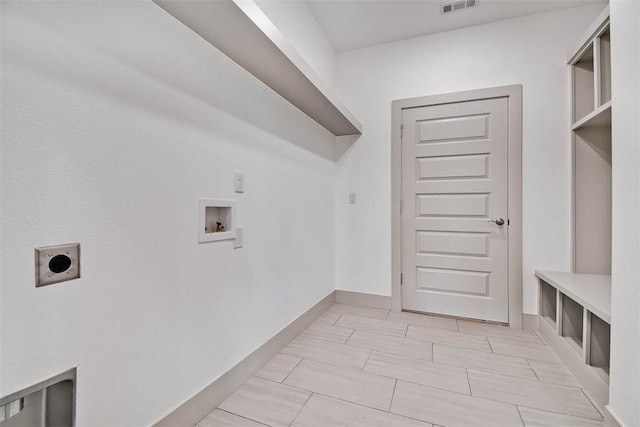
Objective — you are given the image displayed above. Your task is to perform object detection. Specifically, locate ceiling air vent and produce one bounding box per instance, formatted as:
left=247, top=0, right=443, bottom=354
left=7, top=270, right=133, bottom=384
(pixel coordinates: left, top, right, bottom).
left=441, top=0, right=478, bottom=15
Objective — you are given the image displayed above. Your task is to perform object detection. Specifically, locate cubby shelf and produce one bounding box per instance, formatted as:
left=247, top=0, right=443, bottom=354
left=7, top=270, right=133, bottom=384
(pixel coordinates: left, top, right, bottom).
left=572, top=100, right=612, bottom=131
left=535, top=270, right=611, bottom=407
left=532, top=5, right=611, bottom=410
left=153, top=0, right=362, bottom=137
left=536, top=270, right=610, bottom=324
left=571, top=5, right=612, bottom=276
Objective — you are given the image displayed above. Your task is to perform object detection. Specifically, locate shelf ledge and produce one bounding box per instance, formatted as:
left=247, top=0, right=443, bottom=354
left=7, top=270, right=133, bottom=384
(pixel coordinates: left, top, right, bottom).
left=153, top=0, right=362, bottom=137
left=535, top=270, right=611, bottom=324
left=572, top=101, right=612, bottom=130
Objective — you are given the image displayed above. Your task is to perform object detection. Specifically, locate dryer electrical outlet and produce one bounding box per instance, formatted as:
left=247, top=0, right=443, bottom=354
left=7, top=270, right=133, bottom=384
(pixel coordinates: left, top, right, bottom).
left=35, top=243, right=81, bottom=287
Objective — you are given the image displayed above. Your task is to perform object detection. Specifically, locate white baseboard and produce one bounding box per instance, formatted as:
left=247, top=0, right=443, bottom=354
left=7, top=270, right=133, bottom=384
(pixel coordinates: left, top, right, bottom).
left=604, top=405, right=624, bottom=427
left=335, top=290, right=391, bottom=310
left=522, top=313, right=539, bottom=331
left=153, top=291, right=336, bottom=427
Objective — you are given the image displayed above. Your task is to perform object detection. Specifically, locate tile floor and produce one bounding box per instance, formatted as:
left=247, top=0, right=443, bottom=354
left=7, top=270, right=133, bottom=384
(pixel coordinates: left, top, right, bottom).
left=198, top=303, right=604, bottom=427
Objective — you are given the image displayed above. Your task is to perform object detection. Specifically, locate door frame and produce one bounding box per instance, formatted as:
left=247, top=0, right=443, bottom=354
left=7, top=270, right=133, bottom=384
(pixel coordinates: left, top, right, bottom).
left=391, top=84, right=523, bottom=327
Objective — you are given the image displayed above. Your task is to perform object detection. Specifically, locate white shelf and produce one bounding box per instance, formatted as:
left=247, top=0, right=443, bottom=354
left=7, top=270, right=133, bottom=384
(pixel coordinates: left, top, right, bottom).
left=572, top=101, right=612, bottom=130
left=153, top=0, right=362, bottom=137
left=535, top=270, right=611, bottom=324
left=532, top=8, right=613, bottom=410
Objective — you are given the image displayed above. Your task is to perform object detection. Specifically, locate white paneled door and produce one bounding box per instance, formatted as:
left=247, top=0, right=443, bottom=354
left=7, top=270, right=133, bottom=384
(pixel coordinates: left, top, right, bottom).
left=401, top=98, right=509, bottom=323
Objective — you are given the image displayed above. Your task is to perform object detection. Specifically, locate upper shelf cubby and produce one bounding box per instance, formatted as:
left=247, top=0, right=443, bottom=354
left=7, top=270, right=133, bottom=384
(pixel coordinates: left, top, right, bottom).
left=568, top=6, right=611, bottom=126
left=569, top=5, right=612, bottom=275
left=572, top=45, right=595, bottom=123
left=599, top=27, right=611, bottom=105
left=153, top=0, right=362, bottom=137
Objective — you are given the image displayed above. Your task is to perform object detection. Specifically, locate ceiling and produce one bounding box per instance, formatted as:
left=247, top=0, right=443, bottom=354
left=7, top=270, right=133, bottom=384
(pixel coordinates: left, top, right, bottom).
left=305, top=0, right=606, bottom=52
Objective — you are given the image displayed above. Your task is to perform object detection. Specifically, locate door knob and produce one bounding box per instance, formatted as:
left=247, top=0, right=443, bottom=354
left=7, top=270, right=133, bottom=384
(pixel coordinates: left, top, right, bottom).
left=489, top=218, right=505, bottom=226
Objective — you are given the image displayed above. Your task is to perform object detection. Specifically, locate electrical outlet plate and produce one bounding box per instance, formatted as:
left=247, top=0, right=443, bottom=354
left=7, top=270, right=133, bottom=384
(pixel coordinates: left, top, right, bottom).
left=234, top=226, right=244, bottom=249
left=35, top=243, right=80, bottom=287
left=349, top=193, right=357, bottom=204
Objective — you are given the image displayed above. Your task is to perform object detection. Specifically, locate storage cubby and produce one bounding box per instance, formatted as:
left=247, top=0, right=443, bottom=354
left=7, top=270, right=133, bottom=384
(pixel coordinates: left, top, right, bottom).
left=571, top=17, right=611, bottom=275
left=540, top=280, right=557, bottom=325
left=531, top=7, right=611, bottom=410
left=535, top=270, right=612, bottom=408
left=572, top=44, right=595, bottom=122
left=599, top=27, right=611, bottom=105
left=574, top=125, right=612, bottom=274
left=561, top=294, right=584, bottom=352
left=589, top=313, right=610, bottom=380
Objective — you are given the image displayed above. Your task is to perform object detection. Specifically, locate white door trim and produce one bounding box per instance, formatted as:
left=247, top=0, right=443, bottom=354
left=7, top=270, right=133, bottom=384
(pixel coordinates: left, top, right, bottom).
left=391, top=85, right=523, bottom=328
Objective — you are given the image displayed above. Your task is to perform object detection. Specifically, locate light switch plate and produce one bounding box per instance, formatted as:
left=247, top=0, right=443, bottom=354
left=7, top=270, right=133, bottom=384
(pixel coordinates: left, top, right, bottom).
left=234, top=171, right=245, bottom=193
left=35, top=243, right=80, bottom=287
left=234, top=227, right=244, bottom=249
left=348, top=193, right=357, bottom=204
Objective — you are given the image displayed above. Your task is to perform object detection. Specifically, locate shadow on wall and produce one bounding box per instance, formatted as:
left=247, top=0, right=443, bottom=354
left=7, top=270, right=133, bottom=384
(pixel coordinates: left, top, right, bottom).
left=1, top=1, right=337, bottom=161
left=336, top=135, right=360, bottom=160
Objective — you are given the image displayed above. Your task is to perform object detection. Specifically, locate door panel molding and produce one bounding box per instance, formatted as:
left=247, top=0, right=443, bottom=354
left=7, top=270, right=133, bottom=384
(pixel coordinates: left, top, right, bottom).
left=391, top=85, right=522, bottom=327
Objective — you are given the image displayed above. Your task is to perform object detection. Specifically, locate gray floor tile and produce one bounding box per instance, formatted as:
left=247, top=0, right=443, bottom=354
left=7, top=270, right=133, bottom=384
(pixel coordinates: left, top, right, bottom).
left=347, top=330, right=433, bottom=361
left=218, top=377, right=310, bottom=427
left=433, top=343, right=537, bottom=380
left=327, top=303, right=389, bottom=320
left=390, top=380, right=523, bottom=427
left=407, top=324, right=491, bottom=352
left=488, top=336, right=563, bottom=362
left=292, top=394, right=431, bottom=427
left=336, top=314, right=408, bottom=337
left=281, top=336, right=370, bottom=369
left=457, top=320, right=544, bottom=344
left=527, top=359, right=582, bottom=387
left=518, top=406, right=604, bottom=427
left=284, top=359, right=396, bottom=411
left=254, top=353, right=302, bottom=383
left=387, top=312, right=458, bottom=331
left=206, top=303, right=596, bottom=427
left=468, top=370, right=602, bottom=420
left=364, top=351, right=470, bottom=394
left=315, top=311, right=342, bottom=325
left=197, top=409, right=267, bottom=427
left=300, top=322, right=354, bottom=344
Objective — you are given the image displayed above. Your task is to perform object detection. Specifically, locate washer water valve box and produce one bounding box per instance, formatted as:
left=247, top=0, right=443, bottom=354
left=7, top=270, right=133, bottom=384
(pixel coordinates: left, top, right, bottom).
left=199, top=199, right=236, bottom=243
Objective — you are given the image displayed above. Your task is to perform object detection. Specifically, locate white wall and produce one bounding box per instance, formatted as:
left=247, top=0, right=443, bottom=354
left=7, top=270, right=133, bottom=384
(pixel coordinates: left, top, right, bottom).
left=0, top=1, right=336, bottom=425
left=334, top=5, right=605, bottom=314
left=256, top=0, right=336, bottom=87
left=609, top=1, right=640, bottom=426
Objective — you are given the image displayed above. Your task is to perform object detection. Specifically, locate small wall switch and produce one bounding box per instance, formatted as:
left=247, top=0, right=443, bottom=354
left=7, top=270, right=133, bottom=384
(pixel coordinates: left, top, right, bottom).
left=234, top=227, right=244, bottom=249
left=35, top=243, right=81, bottom=287
left=348, top=193, right=357, bottom=204
left=234, top=171, right=245, bottom=193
